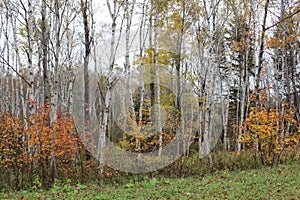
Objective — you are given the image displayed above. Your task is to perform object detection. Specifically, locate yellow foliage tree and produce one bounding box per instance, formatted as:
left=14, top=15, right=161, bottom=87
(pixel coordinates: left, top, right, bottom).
left=240, top=105, right=299, bottom=166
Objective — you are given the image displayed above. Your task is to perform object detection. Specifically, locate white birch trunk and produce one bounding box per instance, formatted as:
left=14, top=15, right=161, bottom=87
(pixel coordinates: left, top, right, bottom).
left=26, top=0, right=35, bottom=158
left=97, top=0, right=120, bottom=174
left=154, top=20, right=163, bottom=157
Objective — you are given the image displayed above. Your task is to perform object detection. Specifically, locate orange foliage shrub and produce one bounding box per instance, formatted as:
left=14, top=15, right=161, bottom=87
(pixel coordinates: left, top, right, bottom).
left=24, top=106, right=80, bottom=166
left=0, top=112, right=24, bottom=170
left=0, top=105, right=82, bottom=188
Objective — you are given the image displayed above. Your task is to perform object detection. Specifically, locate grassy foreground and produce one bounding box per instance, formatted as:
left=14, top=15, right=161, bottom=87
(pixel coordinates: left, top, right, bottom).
left=1, top=163, right=299, bottom=200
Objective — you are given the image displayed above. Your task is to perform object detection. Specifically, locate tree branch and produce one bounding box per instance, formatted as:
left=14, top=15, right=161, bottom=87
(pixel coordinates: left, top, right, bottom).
left=266, top=9, right=300, bottom=31
left=0, top=54, right=31, bottom=86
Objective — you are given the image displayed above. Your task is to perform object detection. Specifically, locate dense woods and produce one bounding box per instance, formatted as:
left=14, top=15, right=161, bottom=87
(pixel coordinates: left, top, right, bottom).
left=0, top=0, right=299, bottom=190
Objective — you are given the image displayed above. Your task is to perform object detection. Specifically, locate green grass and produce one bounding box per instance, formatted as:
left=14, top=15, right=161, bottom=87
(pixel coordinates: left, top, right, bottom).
left=1, top=163, right=299, bottom=200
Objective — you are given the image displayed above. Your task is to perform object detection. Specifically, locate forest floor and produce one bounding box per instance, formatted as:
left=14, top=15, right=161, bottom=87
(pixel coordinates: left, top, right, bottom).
left=1, top=162, right=299, bottom=200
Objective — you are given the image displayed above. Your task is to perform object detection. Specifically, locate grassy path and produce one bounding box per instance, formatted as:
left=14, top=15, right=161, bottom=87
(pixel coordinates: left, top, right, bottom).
left=1, top=163, right=299, bottom=199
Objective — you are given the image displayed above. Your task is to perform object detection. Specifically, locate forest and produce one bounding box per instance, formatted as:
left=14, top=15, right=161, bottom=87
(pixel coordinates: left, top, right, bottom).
left=0, top=0, right=299, bottom=197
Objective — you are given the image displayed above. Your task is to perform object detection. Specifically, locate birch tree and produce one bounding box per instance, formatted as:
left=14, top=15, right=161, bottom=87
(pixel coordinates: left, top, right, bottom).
left=97, top=0, right=122, bottom=174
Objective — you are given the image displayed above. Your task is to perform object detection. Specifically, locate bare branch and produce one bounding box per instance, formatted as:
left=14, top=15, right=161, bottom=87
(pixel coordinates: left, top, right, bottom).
left=0, top=53, right=31, bottom=86
left=266, top=9, right=300, bottom=31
